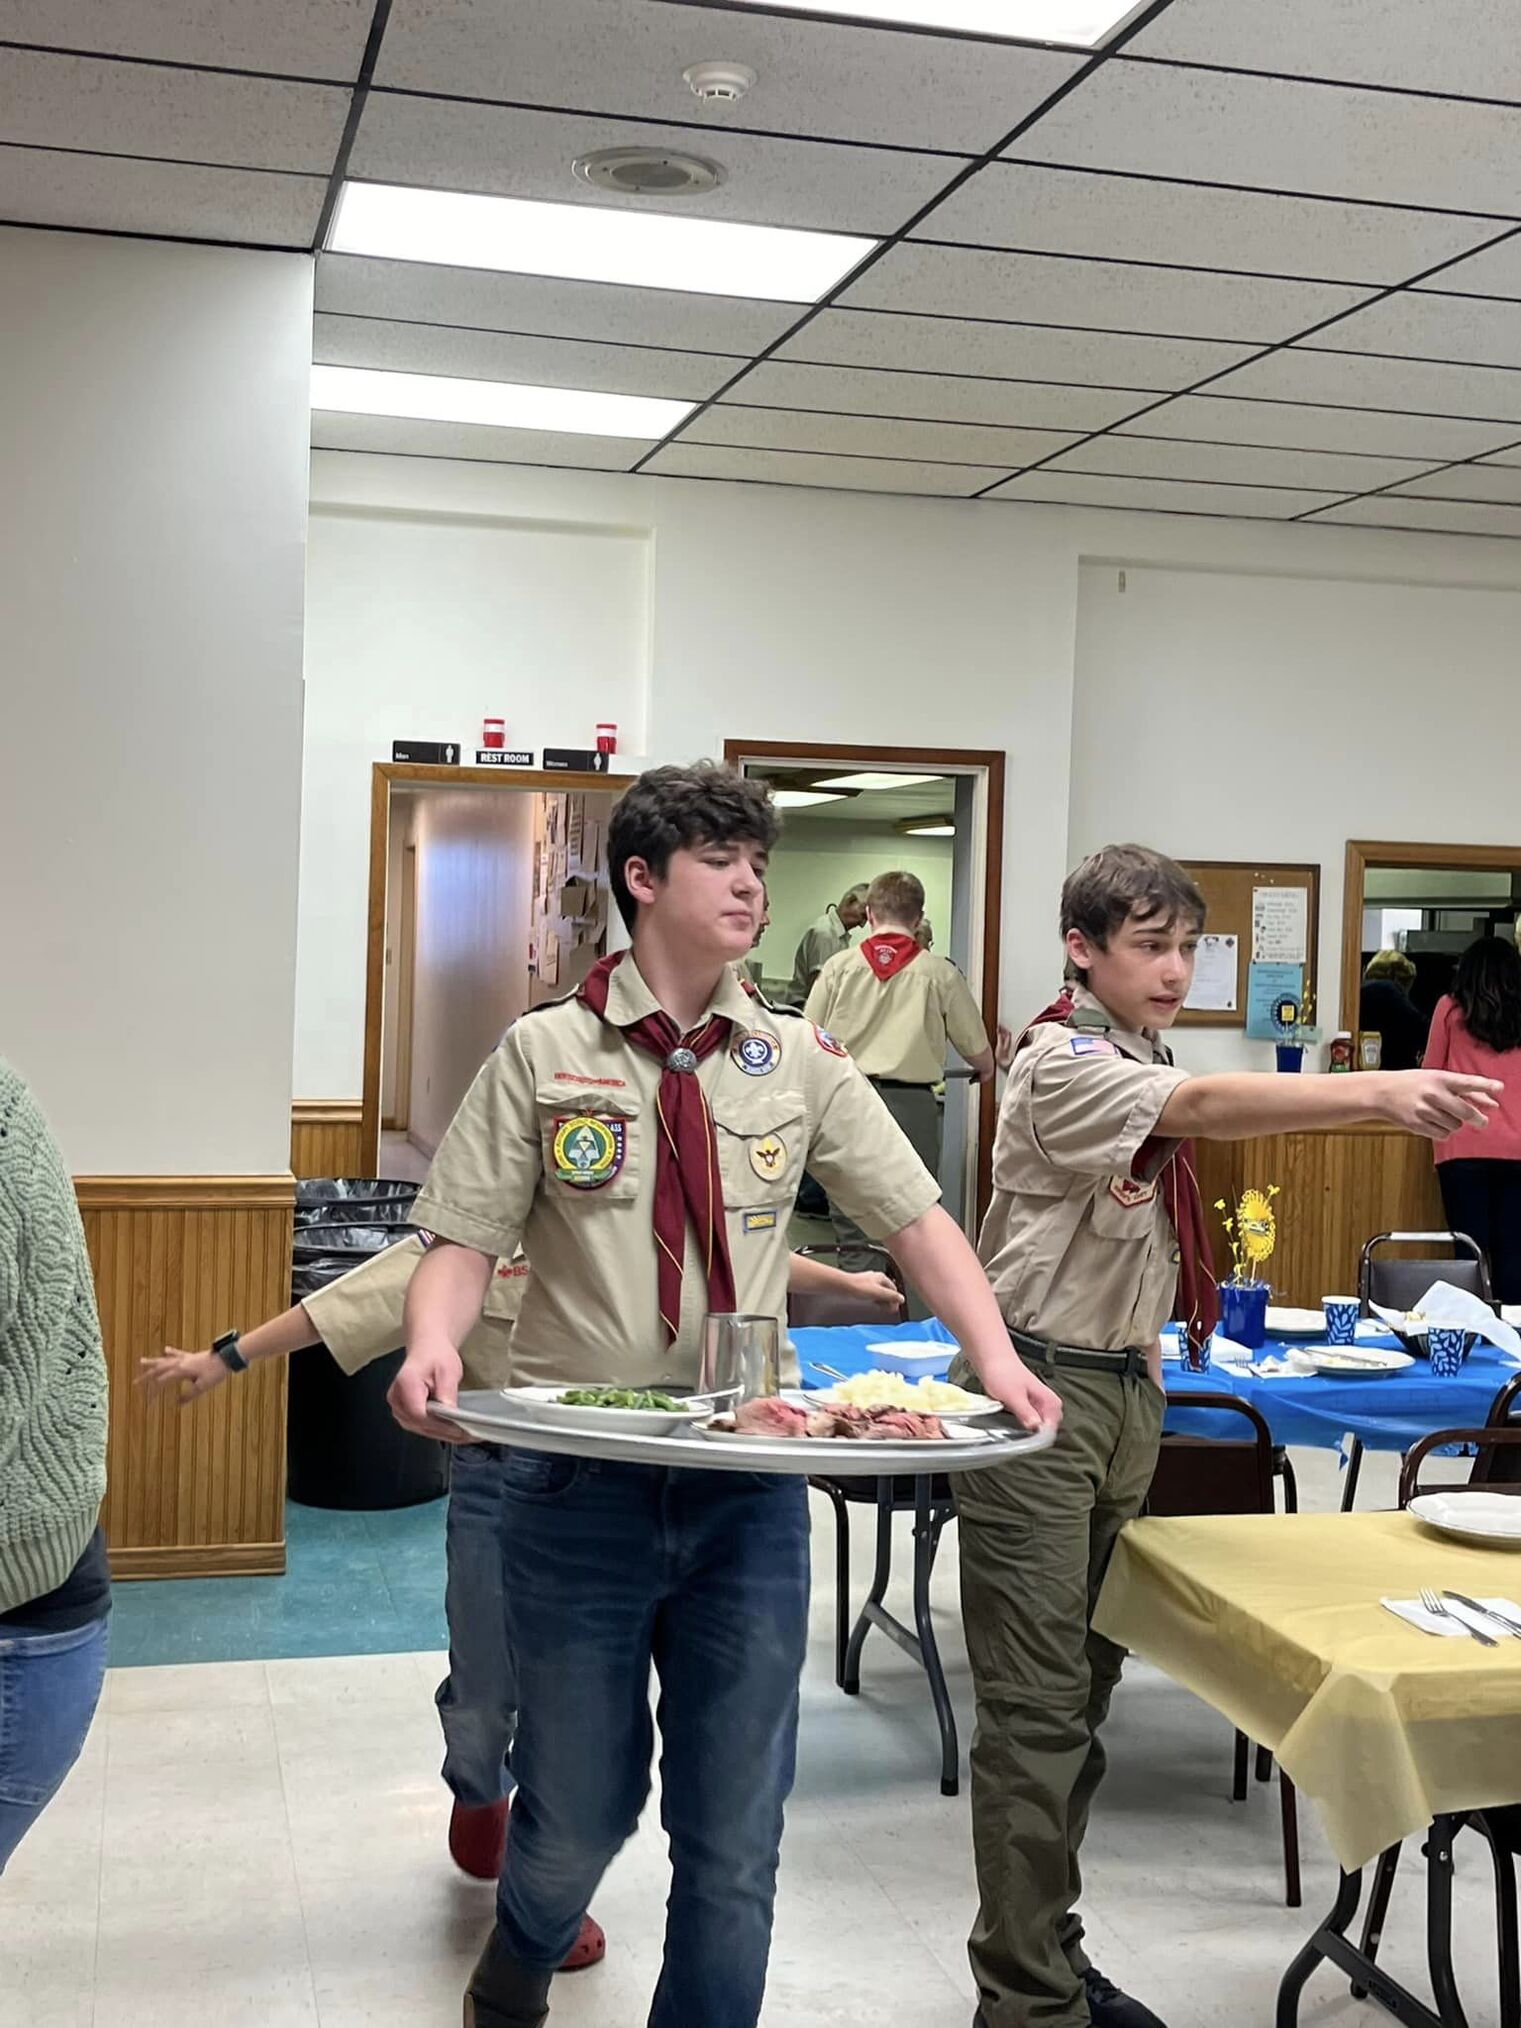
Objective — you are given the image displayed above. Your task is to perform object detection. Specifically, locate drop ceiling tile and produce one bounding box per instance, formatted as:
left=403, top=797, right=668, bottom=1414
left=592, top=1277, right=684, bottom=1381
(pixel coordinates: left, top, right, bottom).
left=1387, top=463, right=1521, bottom=504
left=1010, top=62, right=1521, bottom=217
left=777, top=307, right=1254, bottom=389
left=730, top=358, right=1148, bottom=430
left=1313, top=495, right=1521, bottom=537
left=373, top=0, right=1084, bottom=154
left=640, top=442, right=999, bottom=496
left=1210, top=347, right=1521, bottom=423
left=987, top=471, right=1330, bottom=518
left=1117, top=393, right=1517, bottom=460
left=1416, top=236, right=1521, bottom=300
left=310, top=412, right=648, bottom=470
left=0, top=145, right=324, bottom=245
left=916, top=160, right=1497, bottom=285
left=1483, top=443, right=1521, bottom=466
left=839, top=241, right=1373, bottom=343
left=0, top=48, right=350, bottom=172
left=1128, top=0, right=1521, bottom=102
left=0, top=0, right=374, bottom=78
left=1043, top=433, right=1435, bottom=491
left=1300, top=287, right=1521, bottom=369
left=349, top=94, right=950, bottom=236
left=315, top=252, right=803, bottom=354
left=688, top=403, right=1072, bottom=466
left=312, top=312, right=743, bottom=399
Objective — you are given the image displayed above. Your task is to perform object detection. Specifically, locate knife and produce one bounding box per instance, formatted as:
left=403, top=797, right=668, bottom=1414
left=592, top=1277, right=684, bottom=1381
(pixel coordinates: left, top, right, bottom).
left=1443, top=1590, right=1521, bottom=1638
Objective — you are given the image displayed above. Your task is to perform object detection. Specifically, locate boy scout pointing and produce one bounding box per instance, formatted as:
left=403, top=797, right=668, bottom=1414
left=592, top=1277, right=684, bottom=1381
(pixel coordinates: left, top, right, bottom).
left=956, top=844, right=1500, bottom=2028
left=390, top=762, right=1060, bottom=2028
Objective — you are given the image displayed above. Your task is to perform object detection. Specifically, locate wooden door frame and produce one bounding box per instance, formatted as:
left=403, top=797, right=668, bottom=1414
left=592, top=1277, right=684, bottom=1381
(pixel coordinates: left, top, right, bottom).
left=385, top=842, right=418, bottom=1135
left=723, top=738, right=1005, bottom=1223
left=360, top=762, right=619, bottom=1169
left=1342, top=838, right=1521, bottom=1035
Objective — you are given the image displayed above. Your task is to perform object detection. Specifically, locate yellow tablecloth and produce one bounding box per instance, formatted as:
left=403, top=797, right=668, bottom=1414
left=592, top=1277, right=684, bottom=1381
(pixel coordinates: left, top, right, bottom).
left=1094, top=1510, right=1521, bottom=1870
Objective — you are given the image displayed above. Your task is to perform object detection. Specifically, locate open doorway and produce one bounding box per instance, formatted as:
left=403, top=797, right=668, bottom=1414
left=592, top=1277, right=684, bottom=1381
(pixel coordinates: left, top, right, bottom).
left=724, top=739, right=1005, bottom=1237
left=362, top=763, right=620, bottom=1173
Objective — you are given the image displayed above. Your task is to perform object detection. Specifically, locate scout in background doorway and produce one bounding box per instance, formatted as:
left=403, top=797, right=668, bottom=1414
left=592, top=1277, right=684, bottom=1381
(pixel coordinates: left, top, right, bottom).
left=955, top=842, right=1502, bottom=2028
left=389, top=761, right=1062, bottom=2028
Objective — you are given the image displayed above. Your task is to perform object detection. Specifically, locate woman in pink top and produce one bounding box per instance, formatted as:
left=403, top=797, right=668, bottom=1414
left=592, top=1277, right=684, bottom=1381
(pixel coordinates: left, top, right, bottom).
left=1425, top=936, right=1521, bottom=1301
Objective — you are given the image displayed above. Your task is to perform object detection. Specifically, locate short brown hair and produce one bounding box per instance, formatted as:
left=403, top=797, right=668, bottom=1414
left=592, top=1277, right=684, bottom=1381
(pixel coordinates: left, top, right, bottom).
left=1061, top=844, right=1205, bottom=978
left=608, top=763, right=778, bottom=931
left=867, top=870, right=925, bottom=927
left=1364, top=948, right=1416, bottom=990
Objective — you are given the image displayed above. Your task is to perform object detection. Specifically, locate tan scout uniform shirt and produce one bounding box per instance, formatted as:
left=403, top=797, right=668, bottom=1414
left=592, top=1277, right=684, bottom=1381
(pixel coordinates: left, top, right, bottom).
left=302, top=1233, right=526, bottom=1392
left=412, top=957, right=940, bottom=1390
left=788, top=905, right=852, bottom=1005
left=977, top=988, right=1192, bottom=1352
left=804, top=946, right=990, bottom=1085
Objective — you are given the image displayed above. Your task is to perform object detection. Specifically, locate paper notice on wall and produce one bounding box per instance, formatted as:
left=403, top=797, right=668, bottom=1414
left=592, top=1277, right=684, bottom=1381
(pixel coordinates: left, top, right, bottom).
left=1184, top=933, right=1238, bottom=1012
left=567, top=795, right=585, bottom=861
left=541, top=931, right=560, bottom=985
left=1252, top=886, right=1308, bottom=966
left=1246, top=961, right=1304, bottom=1040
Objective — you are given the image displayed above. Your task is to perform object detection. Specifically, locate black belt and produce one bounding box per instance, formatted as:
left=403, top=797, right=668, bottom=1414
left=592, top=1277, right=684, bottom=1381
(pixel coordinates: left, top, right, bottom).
left=1009, top=1327, right=1149, bottom=1380
left=870, top=1077, right=936, bottom=1091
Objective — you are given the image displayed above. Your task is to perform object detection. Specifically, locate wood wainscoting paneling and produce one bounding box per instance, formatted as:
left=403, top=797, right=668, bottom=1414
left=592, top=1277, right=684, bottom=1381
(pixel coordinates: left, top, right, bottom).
left=75, top=1174, right=295, bottom=1579
left=291, top=1100, right=366, bottom=1180
left=1194, top=1124, right=1445, bottom=1309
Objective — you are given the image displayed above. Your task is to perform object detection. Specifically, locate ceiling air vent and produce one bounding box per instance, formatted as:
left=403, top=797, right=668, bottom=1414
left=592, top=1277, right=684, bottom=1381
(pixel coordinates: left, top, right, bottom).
left=572, top=147, right=726, bottom=196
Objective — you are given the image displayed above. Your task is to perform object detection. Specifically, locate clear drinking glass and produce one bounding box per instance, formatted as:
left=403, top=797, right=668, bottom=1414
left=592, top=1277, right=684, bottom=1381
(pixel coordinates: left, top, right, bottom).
left=700, top=1313, right=781, bottom=1404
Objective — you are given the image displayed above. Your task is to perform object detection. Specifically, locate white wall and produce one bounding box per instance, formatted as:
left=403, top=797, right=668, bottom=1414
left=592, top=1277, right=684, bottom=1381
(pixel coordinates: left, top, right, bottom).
left=0, top=228, right=310, bottom=1172
left=759, top=824, right=953, bottom=988
left=297, top=502, right=651, bottom=1095
left=1070, top=559, right=1521, bottom=1069
left=407, top=786, right=537, bottom=1156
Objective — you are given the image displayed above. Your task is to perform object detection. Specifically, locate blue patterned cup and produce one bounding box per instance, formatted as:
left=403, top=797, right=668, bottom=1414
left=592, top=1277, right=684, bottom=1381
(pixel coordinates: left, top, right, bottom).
left=1177, top=1328, right=1212, bottom=1375
left=1427, top=1327, right=1470, bottom=1377
left=1322, top=1297, right=1360, bottom=1347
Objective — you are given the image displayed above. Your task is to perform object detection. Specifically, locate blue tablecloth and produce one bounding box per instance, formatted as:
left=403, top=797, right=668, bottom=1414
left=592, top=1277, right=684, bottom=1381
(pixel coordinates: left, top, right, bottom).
left=791, top=1320, right=1517, bottom=1453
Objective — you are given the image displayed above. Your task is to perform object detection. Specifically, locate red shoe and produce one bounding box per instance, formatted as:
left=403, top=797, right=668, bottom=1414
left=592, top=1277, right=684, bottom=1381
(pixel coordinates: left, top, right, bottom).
left=561, top=1915, right=606, bottom=1973
left=449, top=1796, right=510, bottom=1880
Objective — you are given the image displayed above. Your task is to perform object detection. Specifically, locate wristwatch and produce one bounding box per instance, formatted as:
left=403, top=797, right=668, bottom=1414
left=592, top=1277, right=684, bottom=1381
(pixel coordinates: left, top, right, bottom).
left=211, top=1328, right=249, bottom=1374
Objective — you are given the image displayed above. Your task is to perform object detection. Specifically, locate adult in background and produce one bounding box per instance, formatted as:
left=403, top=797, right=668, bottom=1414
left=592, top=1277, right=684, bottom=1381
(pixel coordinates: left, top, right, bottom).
left=787, top=881, right=868, bottom=1005
left=1424, top=934, right=1521, bottom=1303
left=0, top=1057, right=110, bottom=1872
left=1359, top=948, right=1427, bottom=1071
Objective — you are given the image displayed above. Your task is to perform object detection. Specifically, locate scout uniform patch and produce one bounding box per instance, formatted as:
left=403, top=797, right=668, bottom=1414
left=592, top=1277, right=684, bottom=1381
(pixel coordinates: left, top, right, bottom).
left=731, top=1030, right=782, bottom=1077
left=742, top=1208, right=779, bottom=1234
left=551, top=1114, right=626, bottom=1189
left=748, top=1133, right=788, bottom=1183
left=812, top=1025, right=849, bottom=1058
left=1107, top=1174, right=1158, bottom=1209
left=1069, top=1034, right=1119, bottom=1056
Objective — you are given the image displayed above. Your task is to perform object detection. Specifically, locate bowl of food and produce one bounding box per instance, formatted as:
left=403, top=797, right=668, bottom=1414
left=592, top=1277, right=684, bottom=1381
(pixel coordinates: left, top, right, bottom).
left=500, top=1384, right=710, bottom=1436
left=865, top=1339, right=957, bottom=1379
left=815, top=1370, right=998, bottom=1419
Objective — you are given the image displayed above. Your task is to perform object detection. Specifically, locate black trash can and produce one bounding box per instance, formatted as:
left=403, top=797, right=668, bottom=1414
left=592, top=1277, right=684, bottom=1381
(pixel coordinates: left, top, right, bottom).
left=295, top=1177, right=421, bottom=1210
left=287, top=1215, right=449, bottom=1512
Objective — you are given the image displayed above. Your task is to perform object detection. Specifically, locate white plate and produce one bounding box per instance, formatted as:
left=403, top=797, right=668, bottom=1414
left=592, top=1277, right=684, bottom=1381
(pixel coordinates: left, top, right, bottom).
left=806, top=1381, right=1001, bottom=1421
left=1307, top=1348, right=1415, bottom=1379
left=1410, top=1492, right=1521, bottom=1547
left=701, top=1419, right=997, bottom=1454
left=497, top=1384, right=710, bottom=1437
left=865, top=1339, right=957, bottom=1377
left=1267, top=1307, right=1333, bottom=1338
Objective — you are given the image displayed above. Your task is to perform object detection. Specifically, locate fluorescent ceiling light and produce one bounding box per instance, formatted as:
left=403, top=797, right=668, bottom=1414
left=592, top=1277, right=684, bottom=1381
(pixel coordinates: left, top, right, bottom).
left=330, top=182, right=876, bottom=304
left=903, top=822, right=956, bottom=837
left=718, top=0, right=1145, bottom=48
left=310, top=363, right=692, bottom=440
left=772, top=788, right=848, bottom=809
left=813, top=771, right=944, bottom=792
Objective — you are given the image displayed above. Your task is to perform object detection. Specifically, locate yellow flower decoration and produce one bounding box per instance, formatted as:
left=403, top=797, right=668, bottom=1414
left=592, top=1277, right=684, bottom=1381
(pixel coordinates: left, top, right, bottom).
left=1237, top=1186, right=1278, bottom=1267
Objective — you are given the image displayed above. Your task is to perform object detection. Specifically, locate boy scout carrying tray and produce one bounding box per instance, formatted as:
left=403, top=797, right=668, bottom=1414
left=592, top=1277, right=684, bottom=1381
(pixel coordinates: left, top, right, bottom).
left=955, top=844, right=1500, bottom=2028
left=388, top=763, right=1061, bottom=2028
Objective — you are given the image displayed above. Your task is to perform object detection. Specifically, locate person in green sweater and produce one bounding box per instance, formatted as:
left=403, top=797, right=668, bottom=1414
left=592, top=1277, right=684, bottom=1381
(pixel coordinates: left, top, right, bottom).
left=0, top=1057, right=111, bottom=1872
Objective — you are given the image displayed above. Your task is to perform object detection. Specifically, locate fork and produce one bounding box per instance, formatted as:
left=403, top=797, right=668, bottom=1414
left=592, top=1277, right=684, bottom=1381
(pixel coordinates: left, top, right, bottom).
left=1420, top=1586, right=1498, bottom=1646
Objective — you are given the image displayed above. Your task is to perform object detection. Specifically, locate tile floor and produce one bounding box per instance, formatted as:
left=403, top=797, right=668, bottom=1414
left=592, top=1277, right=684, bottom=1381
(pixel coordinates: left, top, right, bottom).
left=5, top=1447, right=1505, bottom=2027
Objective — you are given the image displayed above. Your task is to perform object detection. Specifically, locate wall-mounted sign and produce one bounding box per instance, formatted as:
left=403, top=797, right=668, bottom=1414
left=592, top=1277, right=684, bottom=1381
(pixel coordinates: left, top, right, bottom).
left=392, top=740, right=461, bottom=765
left=476, top=749, right=535, bottom=767
left=543, top=746, right=611, bottom=774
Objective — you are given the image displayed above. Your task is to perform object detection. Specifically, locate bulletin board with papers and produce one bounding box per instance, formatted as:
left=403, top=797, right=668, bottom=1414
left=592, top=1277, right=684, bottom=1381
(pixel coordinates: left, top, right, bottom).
left=1174, top=860, right=1320, bottom=1031
left=529, top=788, right=616, bottom=1006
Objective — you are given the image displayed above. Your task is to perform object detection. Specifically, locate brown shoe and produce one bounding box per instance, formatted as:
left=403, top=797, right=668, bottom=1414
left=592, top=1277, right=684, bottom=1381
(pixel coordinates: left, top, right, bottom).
left=463, top=1926, right=552, bottom=2028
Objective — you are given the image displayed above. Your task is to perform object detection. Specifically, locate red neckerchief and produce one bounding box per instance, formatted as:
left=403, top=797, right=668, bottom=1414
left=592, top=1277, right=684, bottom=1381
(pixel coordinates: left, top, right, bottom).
left=577, top=953, right=737, bottom=1343
left=862, top=932, right=922, bottom=982
left=1015, top=988, right=1219, bottom=1356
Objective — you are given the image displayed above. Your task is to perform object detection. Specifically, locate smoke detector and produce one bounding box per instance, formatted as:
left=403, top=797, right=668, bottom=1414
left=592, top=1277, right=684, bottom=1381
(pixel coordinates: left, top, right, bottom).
left=683, top=59, right=757, bottom=103
left=572, top=146, right=726, bottom=196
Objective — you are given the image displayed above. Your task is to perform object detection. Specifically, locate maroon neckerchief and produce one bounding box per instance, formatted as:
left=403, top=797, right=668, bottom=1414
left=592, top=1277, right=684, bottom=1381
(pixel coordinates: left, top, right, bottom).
left=1015, top=988, right=1219, bottom=1356
left=577, top=953, right=737, bottom=1343
left=861, top=932, right=922, bottom=983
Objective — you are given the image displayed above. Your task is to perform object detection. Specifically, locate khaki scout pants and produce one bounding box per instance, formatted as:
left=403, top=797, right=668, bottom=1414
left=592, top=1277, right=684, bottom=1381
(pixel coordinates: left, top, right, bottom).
left=955, top=1362, right=1164, bottom=2028
left=828, top=1084, right=940, bottom=1313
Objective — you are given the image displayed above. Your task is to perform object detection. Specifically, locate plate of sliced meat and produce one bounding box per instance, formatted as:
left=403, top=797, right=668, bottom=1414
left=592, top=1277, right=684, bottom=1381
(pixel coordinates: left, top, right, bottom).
left=701, top=1395, right=993, bottom=1449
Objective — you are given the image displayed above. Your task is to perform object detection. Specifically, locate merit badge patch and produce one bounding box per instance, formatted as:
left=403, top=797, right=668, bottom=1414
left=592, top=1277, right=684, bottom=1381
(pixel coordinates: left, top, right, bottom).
left=812, top=1025, right=850, bottom=1058
left=551, top=1114, right=626, bottom=1190
left=1069, top=1035, right=1119, bottom=1057
left=748, top=1134, right=788, bottom=1184
left=731, top=1030, right=782, bottom=1077
left=742, top=1208, right=779, bottom=1234
left=1108, top=1175, right=1158, bottom=1209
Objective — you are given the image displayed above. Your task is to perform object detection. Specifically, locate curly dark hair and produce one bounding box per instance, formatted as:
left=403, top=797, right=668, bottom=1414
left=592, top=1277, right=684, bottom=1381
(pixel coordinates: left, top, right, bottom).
left=1060, top=843, right=1205, bottom=980
left=608, top=763, right=778, bottom=930
left=1452, top=935, right=1521, bottom=1053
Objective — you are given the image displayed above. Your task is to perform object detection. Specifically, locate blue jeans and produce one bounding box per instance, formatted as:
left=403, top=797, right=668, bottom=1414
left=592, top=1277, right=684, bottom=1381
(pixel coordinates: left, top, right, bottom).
left=0, top=1613, right=110, bottom=1872
left=437, top=1443, right=517, bottom=1809
left=496, top=1455, right=810, bottom=2028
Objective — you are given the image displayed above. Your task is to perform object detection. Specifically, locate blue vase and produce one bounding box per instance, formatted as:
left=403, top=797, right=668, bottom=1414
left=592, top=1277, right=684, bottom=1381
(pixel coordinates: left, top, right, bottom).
left=1275, top=1044, right=1304, bottom=1072
left=1220, top=1280, right=1270, bottom=1350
